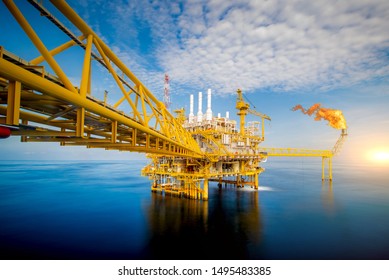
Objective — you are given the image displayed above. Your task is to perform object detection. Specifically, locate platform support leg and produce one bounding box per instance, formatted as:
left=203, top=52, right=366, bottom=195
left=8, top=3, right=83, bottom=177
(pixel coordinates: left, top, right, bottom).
left=254, top=173, right=259, bottom=190
left=203, top=178, right=208, bottom=200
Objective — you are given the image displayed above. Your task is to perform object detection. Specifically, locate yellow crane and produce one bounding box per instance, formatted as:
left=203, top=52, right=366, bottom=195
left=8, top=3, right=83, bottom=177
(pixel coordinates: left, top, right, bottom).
left=236, top=88, right=271, bottom=141
left=236, top=88, right=250, bottom=135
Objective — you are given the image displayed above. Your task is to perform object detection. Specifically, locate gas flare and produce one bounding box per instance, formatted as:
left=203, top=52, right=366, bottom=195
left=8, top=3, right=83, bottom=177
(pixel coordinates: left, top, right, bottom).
left=292, top=103, right=347, bottom=130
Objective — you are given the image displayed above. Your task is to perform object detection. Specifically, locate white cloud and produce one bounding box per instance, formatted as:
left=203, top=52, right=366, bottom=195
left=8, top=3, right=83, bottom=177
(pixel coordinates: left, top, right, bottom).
left=166, top=0, right=389, bottom=94
left=70, top=0, right=389, bottom=96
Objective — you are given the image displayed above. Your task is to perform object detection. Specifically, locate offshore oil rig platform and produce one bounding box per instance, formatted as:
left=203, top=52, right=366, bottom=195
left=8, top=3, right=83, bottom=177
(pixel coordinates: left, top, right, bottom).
left=142, top=88, right=347, bottom=200
left=0, top=0, right=347, bottom=200
left=142, top=88, right=271, bottom=200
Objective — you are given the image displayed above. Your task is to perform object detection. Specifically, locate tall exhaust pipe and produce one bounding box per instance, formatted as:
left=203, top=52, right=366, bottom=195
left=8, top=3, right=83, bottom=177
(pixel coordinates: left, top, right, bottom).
left=189, top=94, right=194, bottom=123
left=206, top=88, right=212, bottom=121
left=197, top=92, right=203, bottom=122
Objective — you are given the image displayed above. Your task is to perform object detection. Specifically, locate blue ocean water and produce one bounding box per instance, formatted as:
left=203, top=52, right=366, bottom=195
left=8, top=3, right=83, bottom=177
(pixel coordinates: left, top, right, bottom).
left=0, top=159, right=388, bottom=260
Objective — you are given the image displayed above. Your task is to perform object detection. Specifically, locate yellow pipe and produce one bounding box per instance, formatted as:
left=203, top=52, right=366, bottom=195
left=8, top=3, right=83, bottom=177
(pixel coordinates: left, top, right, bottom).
left=12, top=130, right=76, bottom=137
left=111, top=121, right=117, bottom=143
left=29, top=35, right=85, bottom=65
left=3, top=0, right=76, bottom=93
left=76, top=34, right=93, bottom=137
left=114, top=93, right=129, bottom=108
left=80, top=34, right=93, bottom=97
left=260, top=147, right=332, bottom=157
left=0, top=58, right=202, bottom=157
left=261, top=117, right=265, bottom=141
left=93, top=38, right=144, bottom=124
left=6, top=80, right=21, bottom=125
left=50, top=0, right=168, bottom=114
left=138, top=85, right=149, bottom=124
left=240, top=113, right=245, bottom=135
left=329, top=157, right=333, bottom=181
left=76, top=107, right=85, bottom=137
left=0, top=105, right=109, bottom=137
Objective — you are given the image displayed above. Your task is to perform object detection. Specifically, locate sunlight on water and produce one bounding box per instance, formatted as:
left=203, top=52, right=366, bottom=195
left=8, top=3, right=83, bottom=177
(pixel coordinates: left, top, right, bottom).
left=0, top=159, right=388, bottom=259
left=257, top=186, right=275, bottom=191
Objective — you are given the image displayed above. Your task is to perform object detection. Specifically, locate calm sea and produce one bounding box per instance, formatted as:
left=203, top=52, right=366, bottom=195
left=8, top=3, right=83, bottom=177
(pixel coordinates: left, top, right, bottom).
left=0, top=159, right=388, bottom=260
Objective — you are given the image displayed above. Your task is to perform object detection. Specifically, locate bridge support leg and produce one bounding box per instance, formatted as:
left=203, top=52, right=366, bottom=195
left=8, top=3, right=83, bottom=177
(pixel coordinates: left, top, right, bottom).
left=322, top=156, right=333, bottom=181
left=6, top=80, right=21, bottom=125
left=329, top=157, right=333, bottom=181
left=21, top=119, right=28, bottom=142
left=76, top=108, right=85, bottom=137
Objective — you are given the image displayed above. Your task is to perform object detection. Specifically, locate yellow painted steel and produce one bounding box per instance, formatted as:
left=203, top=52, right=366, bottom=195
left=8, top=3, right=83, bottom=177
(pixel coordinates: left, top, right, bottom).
left=260, top=128, right=347, bottom=181
left=6, top=81, right=21, bottom=125
left=3, top=0, right=76, bottom=93
left=0, top=57, right=201, bottom=157
left=322, top=157, right=333, bottom=181
left=236, top=88, right=249, bottom=135
left=0, top=0, right=202, bottom=158
left=259, top=147, right=335, bottom=181
left=49, top=0, right=170, bottom=111
left=247, top=109, right=270, bottom=141
left=29, top=36, right=85, bottom=65
left=259, top=147, right=332, bottom=157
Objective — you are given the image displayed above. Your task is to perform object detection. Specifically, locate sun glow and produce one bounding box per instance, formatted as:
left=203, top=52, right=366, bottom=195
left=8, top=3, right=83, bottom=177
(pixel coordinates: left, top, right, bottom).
left=368, top=150, right=389, bottom=163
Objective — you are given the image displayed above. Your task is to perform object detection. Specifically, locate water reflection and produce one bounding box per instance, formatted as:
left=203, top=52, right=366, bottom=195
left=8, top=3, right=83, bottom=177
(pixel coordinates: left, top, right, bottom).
left=322, top=180, right=335, bottom=214
left=144, top=186, right=263, bottom=259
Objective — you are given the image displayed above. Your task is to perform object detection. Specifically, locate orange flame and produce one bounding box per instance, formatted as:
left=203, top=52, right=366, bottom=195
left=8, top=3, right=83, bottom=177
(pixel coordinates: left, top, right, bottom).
left=292, top=103, right=347, bottom=130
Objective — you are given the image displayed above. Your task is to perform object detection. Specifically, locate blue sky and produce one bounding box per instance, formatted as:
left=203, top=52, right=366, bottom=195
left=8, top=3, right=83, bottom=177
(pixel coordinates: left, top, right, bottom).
left=1, top=0, right=389, bottom=164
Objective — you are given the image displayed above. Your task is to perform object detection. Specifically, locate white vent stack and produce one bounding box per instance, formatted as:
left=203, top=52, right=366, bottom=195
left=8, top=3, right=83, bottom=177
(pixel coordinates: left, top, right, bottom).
left=226, top=111, right=229, bottom=119
left=197, top=91, right=203, bottom=122
left=189, top=94, right=194, bottom=123
left=218, top=113, right=221, bottom=118
left=206, top=88, right=212, bottom=121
